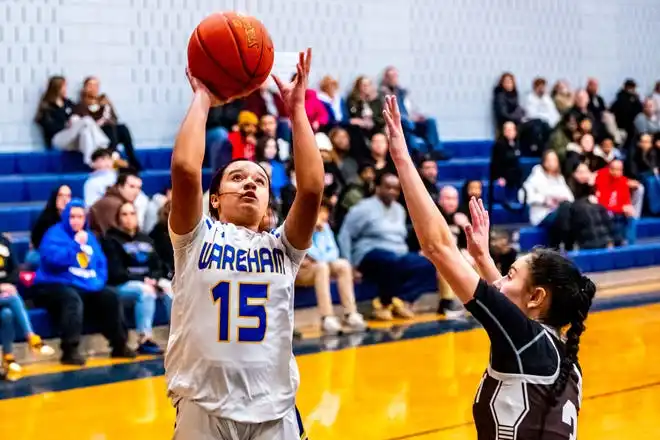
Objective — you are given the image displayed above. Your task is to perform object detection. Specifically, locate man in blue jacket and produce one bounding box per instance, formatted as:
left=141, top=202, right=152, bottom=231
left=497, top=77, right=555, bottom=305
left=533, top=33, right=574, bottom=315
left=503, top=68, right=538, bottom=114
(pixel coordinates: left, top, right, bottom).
left=32, top=199, right=135, bottom=365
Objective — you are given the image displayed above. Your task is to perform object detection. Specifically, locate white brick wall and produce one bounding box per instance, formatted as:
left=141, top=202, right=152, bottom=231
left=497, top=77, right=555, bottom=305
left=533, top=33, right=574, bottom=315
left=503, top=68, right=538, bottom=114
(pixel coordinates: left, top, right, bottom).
left=0, top=0, right=658, bottom=150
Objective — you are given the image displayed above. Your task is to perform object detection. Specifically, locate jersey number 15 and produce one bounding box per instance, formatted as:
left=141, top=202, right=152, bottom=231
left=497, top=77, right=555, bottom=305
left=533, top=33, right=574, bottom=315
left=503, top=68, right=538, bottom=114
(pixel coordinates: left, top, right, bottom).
left=211, top=281, right=269, bottom=343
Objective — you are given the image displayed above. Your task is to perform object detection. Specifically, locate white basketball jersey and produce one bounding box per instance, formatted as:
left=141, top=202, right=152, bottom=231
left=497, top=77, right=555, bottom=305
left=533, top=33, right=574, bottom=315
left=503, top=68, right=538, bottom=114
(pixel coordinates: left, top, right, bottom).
left=165, top=216, right=306, bottom=423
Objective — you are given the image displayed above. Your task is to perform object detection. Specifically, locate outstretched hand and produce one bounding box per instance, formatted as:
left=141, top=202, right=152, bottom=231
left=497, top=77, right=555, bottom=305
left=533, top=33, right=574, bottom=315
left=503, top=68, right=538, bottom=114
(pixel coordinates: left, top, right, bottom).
left=272, top=48, right=312, bottom=112
left=185, top=68, right=224, bottom=107
left=464, top=197, right=490, bottom=259
left=382, top=95, right=407, bottom=157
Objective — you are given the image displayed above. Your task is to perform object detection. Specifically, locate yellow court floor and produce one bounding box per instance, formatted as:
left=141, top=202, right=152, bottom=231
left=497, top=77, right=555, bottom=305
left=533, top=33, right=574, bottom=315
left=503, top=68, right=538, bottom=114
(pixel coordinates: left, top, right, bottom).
left=0, top=302, right=659, bottom=440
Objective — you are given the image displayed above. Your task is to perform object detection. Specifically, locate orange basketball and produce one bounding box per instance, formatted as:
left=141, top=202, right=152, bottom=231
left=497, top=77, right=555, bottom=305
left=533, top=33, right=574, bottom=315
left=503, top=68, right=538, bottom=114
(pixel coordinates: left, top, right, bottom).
left=187, top=12, right=274, bottom=101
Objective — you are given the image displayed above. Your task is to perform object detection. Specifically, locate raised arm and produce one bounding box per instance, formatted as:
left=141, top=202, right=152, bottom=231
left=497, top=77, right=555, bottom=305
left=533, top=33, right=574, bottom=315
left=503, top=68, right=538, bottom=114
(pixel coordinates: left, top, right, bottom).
left=382, top=96, right=480, bottom=303
left=273, top=49, right=324, bottom=250
left=169, top=71, right=220, bottom=235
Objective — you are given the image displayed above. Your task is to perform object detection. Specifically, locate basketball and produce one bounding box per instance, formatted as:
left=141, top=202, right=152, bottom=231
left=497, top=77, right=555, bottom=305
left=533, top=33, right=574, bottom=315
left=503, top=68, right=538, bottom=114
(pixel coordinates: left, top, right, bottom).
left=187, top=12, right=274, bottom=102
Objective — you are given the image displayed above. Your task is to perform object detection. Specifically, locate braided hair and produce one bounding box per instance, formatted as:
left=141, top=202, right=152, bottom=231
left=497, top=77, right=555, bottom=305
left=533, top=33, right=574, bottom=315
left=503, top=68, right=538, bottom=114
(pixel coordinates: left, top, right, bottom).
left=527, top=248, right=596, bottom=404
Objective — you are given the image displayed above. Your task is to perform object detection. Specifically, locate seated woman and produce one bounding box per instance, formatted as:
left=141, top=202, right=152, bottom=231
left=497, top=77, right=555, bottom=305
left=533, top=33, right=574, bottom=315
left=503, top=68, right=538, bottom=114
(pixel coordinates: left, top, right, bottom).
left=627, top=133, right=658, bottom=215
left=563, top=133, right=607, bottom=177
left=31, top=199, right=134, bottom=365
left=346, top=76, right=384, bottom=158
left=317, top=75, right=348, bottom=126
left=102, top=202, right=172, bottom=355
left=295, top=201, right=366, bottom=335
left=255, top=137, right=287, bottom=200
left=522, top=150, right=574, bottom=248
left=149, top=201, right=174, bottom=279
left=492, top=72, right=524, bottom=128
left=0, top=234, right=53, bottom=380
left=27, top=184, right=73, bottom=269
left=77, top=77, right=142, bottom=170
left=329, top=127, right=358, bottom=184
left=35, top=76, right=109, bottom=165
left=488, top=121, right=522, bottom=213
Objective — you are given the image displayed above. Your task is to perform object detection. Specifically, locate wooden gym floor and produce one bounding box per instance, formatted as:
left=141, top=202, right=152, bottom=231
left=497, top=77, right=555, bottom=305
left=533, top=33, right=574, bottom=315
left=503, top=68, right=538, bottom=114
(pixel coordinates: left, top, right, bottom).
left=0, top=291, right=659, bottom=440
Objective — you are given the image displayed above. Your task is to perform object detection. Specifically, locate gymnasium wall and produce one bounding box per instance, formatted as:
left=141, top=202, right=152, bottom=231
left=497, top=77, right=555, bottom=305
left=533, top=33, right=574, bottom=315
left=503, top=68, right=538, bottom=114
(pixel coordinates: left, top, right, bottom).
left=1, top=0, right=659, bottom=150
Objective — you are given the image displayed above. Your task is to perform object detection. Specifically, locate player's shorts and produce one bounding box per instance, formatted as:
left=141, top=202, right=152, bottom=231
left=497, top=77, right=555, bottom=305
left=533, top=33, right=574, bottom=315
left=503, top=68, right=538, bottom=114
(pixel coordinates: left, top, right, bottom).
left=173, top=398, right=307, bottom=440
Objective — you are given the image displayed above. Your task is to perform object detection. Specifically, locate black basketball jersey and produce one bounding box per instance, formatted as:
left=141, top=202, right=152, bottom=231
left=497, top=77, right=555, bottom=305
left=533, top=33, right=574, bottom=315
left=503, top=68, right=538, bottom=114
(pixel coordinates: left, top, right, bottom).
left=465, top=280, right=583, bottom=440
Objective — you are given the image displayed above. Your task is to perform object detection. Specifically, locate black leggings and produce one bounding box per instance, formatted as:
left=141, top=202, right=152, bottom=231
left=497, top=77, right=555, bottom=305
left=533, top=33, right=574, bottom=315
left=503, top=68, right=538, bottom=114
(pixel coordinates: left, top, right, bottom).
left=32, top=283, right=127, bottom=355
left=102, top=123, right=142, bottom=170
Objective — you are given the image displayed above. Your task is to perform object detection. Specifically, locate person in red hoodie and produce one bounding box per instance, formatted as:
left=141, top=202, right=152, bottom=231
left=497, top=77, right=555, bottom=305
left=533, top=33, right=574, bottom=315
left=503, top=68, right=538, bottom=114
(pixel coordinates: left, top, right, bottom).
left=228, top=110, right=258, bottom=161
left=594, top=159, right=636, bottom=245
left=304, top=89, right=329, bottom=132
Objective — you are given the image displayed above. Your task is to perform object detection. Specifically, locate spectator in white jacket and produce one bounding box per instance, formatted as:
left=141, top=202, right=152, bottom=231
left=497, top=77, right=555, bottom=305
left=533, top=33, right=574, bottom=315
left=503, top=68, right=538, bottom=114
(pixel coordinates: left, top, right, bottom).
left=524, top=78, right=561, bottom=128
left=84, top=149, right=117, bottom=207
left=521, top=150, right=574, bottom=249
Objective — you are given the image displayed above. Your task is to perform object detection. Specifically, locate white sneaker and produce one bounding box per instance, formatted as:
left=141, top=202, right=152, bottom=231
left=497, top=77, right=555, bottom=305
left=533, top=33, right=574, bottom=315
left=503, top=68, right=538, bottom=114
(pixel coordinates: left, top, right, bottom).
left=321, top=316, right=342, bottom=335
left=344, top=312, right=367, bottom=332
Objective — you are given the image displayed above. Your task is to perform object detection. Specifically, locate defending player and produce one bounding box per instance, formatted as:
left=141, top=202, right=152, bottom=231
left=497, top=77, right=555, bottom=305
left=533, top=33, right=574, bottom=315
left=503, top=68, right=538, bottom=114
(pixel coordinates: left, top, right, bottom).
left=382, top=95, right=596, bottom=440
left=167, top=49, right=322, bottom=440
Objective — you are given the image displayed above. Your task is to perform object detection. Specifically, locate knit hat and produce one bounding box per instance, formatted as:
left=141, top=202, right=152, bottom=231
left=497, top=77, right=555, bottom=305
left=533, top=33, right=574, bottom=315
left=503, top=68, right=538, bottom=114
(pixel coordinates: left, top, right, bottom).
left=237, top=110, right=258, bottom=127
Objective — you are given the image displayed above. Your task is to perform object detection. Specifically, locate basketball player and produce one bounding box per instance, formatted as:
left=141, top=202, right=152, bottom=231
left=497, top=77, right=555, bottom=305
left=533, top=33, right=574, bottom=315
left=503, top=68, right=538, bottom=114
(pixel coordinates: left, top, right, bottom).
left=381, top=95, right=596, bottom=440
left=167, top=49, right=322, bottom=440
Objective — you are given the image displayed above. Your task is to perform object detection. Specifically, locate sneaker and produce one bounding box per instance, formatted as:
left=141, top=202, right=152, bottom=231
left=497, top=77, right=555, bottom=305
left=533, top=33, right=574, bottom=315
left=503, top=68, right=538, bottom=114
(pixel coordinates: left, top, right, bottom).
left=137, top=339, right=164, bottom=355
left=344, top=312, right=367, bottom=332
left=28, top=334, right=55, bottom=356
left=111, top=346, right=137, bottom=359
left=2, top=354, right=22, bottom=381
left=438, top=298, right=466, bottom=319
left=372, top=298, right=393, bottom=321
left=61, top=351, right=86, bottom=366
left=391, top=297, right=415, bottom=319
left=321, top=316, right=342, bottom=336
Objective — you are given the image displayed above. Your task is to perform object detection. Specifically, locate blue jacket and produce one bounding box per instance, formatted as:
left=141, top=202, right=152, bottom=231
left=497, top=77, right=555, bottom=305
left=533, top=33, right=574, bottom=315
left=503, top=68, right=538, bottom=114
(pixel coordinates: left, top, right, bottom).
left=307, top=223, right=339, bottom=263
left=35, top=198, right=108, bottom=292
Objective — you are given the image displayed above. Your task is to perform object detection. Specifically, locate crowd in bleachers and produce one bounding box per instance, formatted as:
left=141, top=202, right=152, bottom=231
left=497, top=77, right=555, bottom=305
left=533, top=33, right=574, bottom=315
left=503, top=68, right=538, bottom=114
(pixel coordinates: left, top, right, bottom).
left=1, top=66, right=659, bottom=379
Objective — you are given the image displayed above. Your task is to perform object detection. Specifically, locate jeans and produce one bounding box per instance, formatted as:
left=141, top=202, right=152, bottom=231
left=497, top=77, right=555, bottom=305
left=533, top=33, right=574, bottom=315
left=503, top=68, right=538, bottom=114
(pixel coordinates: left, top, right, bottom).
left=402, top=117, right=443, bottom=154
left=32, top=283, right=127, bottom=355
left=206, top=127, right=229, bottom=168
left=117, top=280, right=173, bottom=336
left=0, top=294, right=34, bottom=354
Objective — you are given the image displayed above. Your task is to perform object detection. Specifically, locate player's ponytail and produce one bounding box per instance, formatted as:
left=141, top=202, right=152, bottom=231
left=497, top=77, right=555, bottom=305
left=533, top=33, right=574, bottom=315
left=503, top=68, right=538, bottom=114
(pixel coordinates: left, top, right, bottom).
left=528, top=249, right=596, bottom=403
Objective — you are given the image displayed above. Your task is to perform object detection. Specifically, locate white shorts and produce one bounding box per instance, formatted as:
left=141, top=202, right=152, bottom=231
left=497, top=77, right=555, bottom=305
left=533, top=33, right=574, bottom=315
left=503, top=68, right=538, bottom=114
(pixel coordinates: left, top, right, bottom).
left=173, top=399, right=307, bottom=440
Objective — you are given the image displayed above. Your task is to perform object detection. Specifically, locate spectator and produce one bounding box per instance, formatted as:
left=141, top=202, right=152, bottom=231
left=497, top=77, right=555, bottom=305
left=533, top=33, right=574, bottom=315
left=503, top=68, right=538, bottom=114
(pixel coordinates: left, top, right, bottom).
left=652, top=81, right=660, bottom=121
left=379, top=66, right=444, bottom=158
left=633, top=98, right=660, bottom=135
left=488, top=121, right=522, bottom=213
left=338, top=172, right=464, bottom=320
left=595, top=160, right=636, bottom=245
left=143, top=186, right=171, bottom=234
left=489, top=229, right=517, bottom=276
left=594, top=135, right=623, bottom=166
left=303, top=88, right=329, bottom=132
left=316, top=133, right=345, bottom=205
left=259, top=114, right=291, bottom=161
left=149, top=201, right=173, bottom=278
left=437, top=185, right=470, bottom=251
left=317, top=75, right=347, bottom=125
left=522, top=150, right=574, bottom=248
left=34, top=76, right=109, bottom=164
left=30, top=184, right=73, bottom=255
left=102, top=202, right=172, bottom=355
left=418, top=155, right=440, bottom=201
left=31, top=199, right=134, bottom=365
left=586, top=78, right=607, bottom=122
left=347, top=76, right=384, bottom=142
left=568, top=166, right=615, bottom=250
left=564, top=134, right=607, bottom=177
left=228, top=110, right=259, bottom=162
left=255, top=137, right=287, bottom=199
left=329, top=127, right=358, bottom=184
left=524, top=77, right=560, bottom=128
left=493, top=72, right=524, bottom=127
left=295, top=201, right=366, bottom=335
left=77, top=77, right=141, bottom=170
left=547, top=113, right=580, bottom=162
left=242, top=81, right=287, bottom=120
left=568, top=90, right=601, bottom=139
left=279, top=163, right=297, bottom=219
left=205, top=100, right=243, bottom=164
left=84, top=148, right=117, bottom=207
left=627, top=133, right=659, bottom=179
left=0, top=234, right=54, bottom=380
left=458, top=179, right=483, bottom=219
left=335, top=161, right=376, bottom=231
left=370, top=133, right=396, bottom=174
left=610, top=79, right=643, bottom=138
left=551, top=80, right=574, bottom=115
left=89, top=170, right=143, bottom=236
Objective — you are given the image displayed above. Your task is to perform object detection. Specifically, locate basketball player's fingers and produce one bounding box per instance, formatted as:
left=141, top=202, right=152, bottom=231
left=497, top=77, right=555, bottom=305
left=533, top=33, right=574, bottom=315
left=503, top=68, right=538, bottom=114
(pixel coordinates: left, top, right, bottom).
left=271, top=74, right=285, bottom=94
left=298, top=51, right=305, bottom=75
left=464, top=224, right=474, bottom=242
left=478, top=198, right=489, bottom=224
left=469, top=198, right=480, bottom=227
left=390, top=95, right=401, bottom=120
left=305, top=48, right=312, bottom=74
left=382, top=109, right=395, bottom=132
